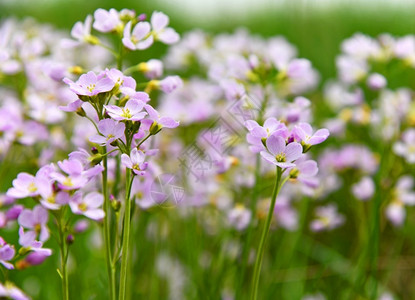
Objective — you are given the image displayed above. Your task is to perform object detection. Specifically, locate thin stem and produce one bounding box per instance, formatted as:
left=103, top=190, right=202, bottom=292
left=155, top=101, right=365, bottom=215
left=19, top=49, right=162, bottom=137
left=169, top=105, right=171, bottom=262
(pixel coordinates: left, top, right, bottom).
left=119, top=169, right=134, bottom=300
left=85, top=116, right=100, bottom=133
left=102, top=155, right=116, bottom=300
left=250, top=166, right=283, bottom=300
left=136, top=133, right=152, bottom=148
left=57, top=214, right=69, bottom=300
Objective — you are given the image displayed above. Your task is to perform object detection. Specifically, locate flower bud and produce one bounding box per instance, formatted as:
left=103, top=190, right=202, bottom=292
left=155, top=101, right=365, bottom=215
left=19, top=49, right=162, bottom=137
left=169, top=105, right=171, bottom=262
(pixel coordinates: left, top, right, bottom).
left=66, top=234, right=75, bottom=245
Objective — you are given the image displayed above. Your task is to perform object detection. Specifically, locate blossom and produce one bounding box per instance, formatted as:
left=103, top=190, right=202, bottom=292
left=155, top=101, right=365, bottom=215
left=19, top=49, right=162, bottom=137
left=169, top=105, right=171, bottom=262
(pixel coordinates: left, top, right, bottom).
left=228, top=204, right=251, bottom=231
left=121, top=148, right=148, bottom=176
left=367, top=73, right=387, bottom=90
left=0, top=238, right=15, bottom=270
left=69, top=192, right=105, bottom=221
left=63, top=71, right=115, bottom=97
left=352, top=176, right=375, bottom=201
left=292, top=123, right=330, bottom=148
left=89, top=119, right=125, bottom=145
left=150, top=11, right=179, bottom=44
left=69, top=15, right=94, bottom=45
left=143, top=104, right=179, bottom=131
left=260, top=134, right=303, bottom=168
left=393, top=129, right=415, bottom=163
left=104, top=99, right=147, bottom=121
left=0, top=282, right=29, bottom=300
left=138, top=59, right=163, bottom=79
left=385, top=176, right=415, bottom=226
left=18, top=205, right=49, bottom=244
left=310, top=205, right=345, bottom=232
left=93, top=8, right=122, bottom=33
left=122, top=21, right=153, bottom=50
left=289, top=159, right=319, bottom=188
left=245, top=118, right=289, bottom=153
left=7, top=173, right=40, bottom=199
left=157, top=76, right=183, bottom=93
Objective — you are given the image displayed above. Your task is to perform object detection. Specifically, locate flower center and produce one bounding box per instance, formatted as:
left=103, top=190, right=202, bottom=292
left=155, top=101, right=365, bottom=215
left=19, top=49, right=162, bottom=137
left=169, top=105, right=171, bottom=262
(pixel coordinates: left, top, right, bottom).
left=106, top=134, right=115, bottom=141
left=275, top=153, right=286, bottom=162
left=78, top=203, right=87, bottom=212
left=34, top=223, right=41, bottom=234
left=28, top=182, right=37, bottom=193
left=63, top=177, right=73, bottom=187
left=121, top=108, right=132, bottom=119
left=47, top=195, right=55, bottom=203
left=87, top=84, right=96, bottom=92
left=132, top=164, right=141, bottom=171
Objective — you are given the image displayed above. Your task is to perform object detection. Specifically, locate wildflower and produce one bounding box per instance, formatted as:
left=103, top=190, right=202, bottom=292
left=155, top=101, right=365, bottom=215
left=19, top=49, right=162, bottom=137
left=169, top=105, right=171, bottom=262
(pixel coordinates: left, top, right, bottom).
left=143, top=104, right=179, bottom=133
left=89, top=119, right=125, bottom=145
left=310, top=205, right=345, bottom=232
left=385, top=176, right=415, bottom=226
left=7, top=173, right=40, bottom=199
left=121, top=148, right=148, bottom=176
left=367, top=73, right=387, bottom=90
left=63, top=71, right=115, bottom=97
left=228, top=204, right=251, bottom=231
left=0, top=238, right=15, bottom=269
left=393, top=129, right=415, bottom=163
left=122, top=21, right=153, bottom=50
left=0, top=281, right=29, bottom=300
left=137, top=59, right=163, bottom=79
left=150, top=11, right=179, bottom=44
left=292, top=123, right=330, bottom=149
left=260, top=134, right=303, bottom=169
left=245, top=118, right=289, bottom=153
left=69, top=192, right=105, bottom=221
left=352, top=176, right=375, bottom=201
left=289, top=158, right=319, bottom=188
left=104, top=99, right=147, bottom=121
left=18, top=205, right=49, bottom=244
left=66, top=15, right=98, bottom=46
left=93, top=8, right=122, bottom=33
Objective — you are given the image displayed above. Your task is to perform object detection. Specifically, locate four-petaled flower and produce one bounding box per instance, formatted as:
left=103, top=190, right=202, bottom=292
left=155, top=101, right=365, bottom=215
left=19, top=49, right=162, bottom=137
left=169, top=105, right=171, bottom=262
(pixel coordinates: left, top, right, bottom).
left=104, top=99, right=147, bottom=121
left=69, top=192, right=105, bottom=221
left=122, top=21, right=153, bottom=50
left=90, top=119, right=125, bottom=145
left=150, top=11, right=179, bottom=44
left=121, top=148, right=148, bottom=176
left=260, top=134, right=303, bottom=169
left=63, top=71, right=115, bottom=97
left=18, top=205, right=49, bottom=244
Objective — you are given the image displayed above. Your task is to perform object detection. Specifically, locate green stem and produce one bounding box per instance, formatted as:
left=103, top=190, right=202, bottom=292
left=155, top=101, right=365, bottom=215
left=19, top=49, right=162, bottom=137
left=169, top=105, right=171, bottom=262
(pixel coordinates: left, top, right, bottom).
left=250, top=166, right=283, bottom=300
left=119, top=169, right=134, bottom=300
left=137, top=133, right=152, bottom=148
left=58, top=215, right=69, bottom=300
left=103, top=155, right=116, bottom=300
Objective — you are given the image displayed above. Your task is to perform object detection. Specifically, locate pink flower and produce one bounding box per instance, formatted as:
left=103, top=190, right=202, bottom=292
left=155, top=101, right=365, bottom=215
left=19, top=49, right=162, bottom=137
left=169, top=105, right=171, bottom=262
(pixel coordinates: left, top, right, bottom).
left=0, top=238, right=15, bottom=270
left=7, top=173, right=40, bottom=199
left=89, top=119, right=125, bottom=146
left=122, top=21, right=153, bottom=50
left=260, top=134, right=303, bottom=169
left=93, top=8, right=122, bottom=33
left=292, top=123, right=330, bottom=147
left=104, top=99, right=147, bottom=121
left=245, top=118, right=289, bottom=153
left=121, top=148, right=148, bottom=176
left=69, top=192, right=105, bottom=221
left=150, top=11, right=179, bottom=44
left=310, top=205, right=345, bottom=232
left=143, top=104, right=179, bottom=130
left=158, top=76, right=182, bottom=93
left=18, top=205, right=49, bottom=245
left=63, top=71, right=115, bottom=97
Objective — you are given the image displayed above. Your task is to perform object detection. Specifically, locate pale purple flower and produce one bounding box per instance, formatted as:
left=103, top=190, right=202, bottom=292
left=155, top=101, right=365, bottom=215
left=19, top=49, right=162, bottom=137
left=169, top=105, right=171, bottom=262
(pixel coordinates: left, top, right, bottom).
left=38, top=182, right=70, bottom=211
left=122, top=21, right=153, bottom=50
left=245, top=118, right=289, bottom=153
left=7, top=173, right=40, bottom=199
left=0, top=282, right=30, bottom=300
left=290, top=159, right=319, bottom=188
left=0, top=238, right=15, bottom=269
left=310, top=205, right=345, bottom=232
left=121, top=148, right=148, bottom=176
left=69, top=192, right=105, bottom=221
left=5, top=205, right=23, bottom=221
left=18, top=205, right=49, bottom=244
left=393, top=129, right=415, bottom=163
left=70, top=15, right=93, bottom=43
left=89, top=119, right=125, bottom=145
left=63, top=71, right=115, bottom=97
left=386, top=176, right=415, bottom=226
left=93, top=8, right=122, bottom=33
left=59, top=99, right=83, bottom=112
left=150, top=11, right=179, bottom=44
left=139, top=59, right=163, bottom=79
left=352, top=176, right=375, bottom=201
left=284, top=59, right=320, bottom=94
left=367, top=73, right=387, bottom=90
left=158, top=76, right=183, bottom=93
left=260, top=134, right=303, bottom=169
left=74, top=219, right=89, bottom=233
left=292, top=123, right=330, bottom=147
left=228, top=204, right=251, bottom=231
left=143, top=104, right=179, bottom=129
left=105, top=99, right=147, bottom=121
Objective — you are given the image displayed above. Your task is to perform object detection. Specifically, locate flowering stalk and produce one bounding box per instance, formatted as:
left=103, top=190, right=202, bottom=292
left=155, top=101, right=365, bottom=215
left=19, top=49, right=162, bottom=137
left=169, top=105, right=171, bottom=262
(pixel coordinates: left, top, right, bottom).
left=56, top=212, right=69, bottom=300
left=119, top=169, right=134, bottom=300
left=250, top=166, right=285, bottom=300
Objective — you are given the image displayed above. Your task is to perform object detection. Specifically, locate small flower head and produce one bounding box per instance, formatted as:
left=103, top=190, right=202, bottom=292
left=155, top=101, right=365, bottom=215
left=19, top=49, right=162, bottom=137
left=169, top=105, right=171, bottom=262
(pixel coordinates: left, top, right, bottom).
left=63, top=71, right=115, bottom=97
left=260, top=134, right=303, bottom=169
left=69, top=192, right=105, bottom=221
left=122, top=21, right=153, bottom=50
left=150, top=11, right=179, bottom=44
left=121, top=148, right=148, bottom=176
left=104, top=99, right=147, bottom=121
left=89, top=119, right=125, bottom=146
